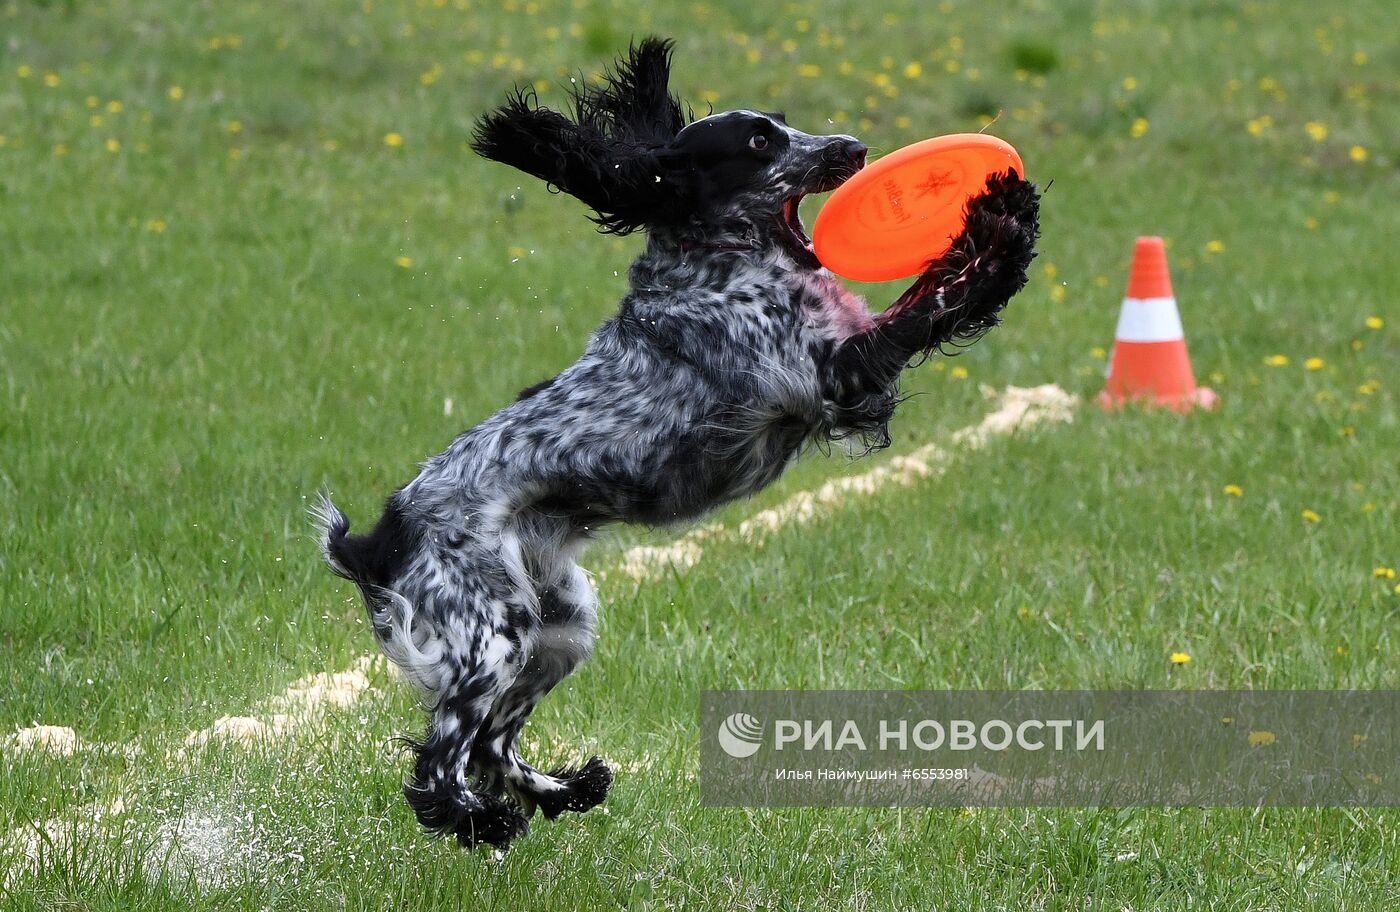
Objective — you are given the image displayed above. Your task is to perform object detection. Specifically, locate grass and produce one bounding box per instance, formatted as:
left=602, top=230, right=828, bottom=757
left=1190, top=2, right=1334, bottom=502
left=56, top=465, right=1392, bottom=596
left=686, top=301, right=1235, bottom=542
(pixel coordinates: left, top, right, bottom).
left=1, top=0, right=1397, bottom=907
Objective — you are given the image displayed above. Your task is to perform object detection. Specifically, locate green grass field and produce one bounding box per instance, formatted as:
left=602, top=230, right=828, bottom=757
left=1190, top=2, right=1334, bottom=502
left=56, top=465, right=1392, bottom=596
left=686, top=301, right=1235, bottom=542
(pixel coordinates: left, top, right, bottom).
left=2, top=0, right=1397, bottom=907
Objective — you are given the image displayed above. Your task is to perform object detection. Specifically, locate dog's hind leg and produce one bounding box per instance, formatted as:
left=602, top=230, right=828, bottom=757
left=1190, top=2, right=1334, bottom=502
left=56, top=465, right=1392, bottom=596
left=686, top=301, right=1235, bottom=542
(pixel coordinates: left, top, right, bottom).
left=473, top=561, right=613, bottom=820
left=400, top=567, right=536, bottom=849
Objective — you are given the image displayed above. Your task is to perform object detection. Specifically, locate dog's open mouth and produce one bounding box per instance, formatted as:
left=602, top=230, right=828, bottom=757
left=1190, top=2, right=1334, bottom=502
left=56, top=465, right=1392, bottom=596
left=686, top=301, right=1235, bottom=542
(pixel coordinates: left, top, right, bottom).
left=776, top=167, right=862, bottom=268
left=779, top=195, right=814, bottom=254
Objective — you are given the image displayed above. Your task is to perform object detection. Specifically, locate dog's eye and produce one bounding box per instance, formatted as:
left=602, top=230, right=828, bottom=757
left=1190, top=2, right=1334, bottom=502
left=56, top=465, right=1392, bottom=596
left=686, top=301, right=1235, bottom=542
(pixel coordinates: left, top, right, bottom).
left=748, top=134, right=770, bottom=151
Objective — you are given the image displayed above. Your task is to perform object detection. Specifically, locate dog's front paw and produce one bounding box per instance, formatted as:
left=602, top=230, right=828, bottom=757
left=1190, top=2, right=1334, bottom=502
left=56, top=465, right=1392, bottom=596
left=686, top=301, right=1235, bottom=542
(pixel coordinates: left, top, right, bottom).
left=965, top=171, right=1040, bottom=241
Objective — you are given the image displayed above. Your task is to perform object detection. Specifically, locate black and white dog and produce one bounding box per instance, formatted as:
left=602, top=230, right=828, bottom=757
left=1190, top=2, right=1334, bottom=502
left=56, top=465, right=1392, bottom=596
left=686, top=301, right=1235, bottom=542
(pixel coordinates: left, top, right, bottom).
left=316, top=38, right=1038, bottom=849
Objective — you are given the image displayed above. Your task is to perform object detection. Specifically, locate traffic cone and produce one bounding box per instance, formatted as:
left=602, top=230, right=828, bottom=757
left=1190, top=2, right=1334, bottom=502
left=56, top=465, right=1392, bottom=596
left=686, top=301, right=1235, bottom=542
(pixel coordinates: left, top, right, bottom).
left=1097, top=236, right=1217, bottom=413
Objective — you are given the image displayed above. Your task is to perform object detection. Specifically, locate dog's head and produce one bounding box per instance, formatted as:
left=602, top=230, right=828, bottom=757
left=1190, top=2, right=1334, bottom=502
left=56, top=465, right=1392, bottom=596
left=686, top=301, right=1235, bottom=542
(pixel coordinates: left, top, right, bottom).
left=471, top=38, right=866, bottom=268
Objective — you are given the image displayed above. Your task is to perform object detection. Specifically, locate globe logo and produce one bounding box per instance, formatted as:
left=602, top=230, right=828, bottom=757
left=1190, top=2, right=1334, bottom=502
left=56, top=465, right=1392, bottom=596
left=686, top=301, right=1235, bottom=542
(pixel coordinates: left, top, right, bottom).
left=717, top=712, right=763, bottom=759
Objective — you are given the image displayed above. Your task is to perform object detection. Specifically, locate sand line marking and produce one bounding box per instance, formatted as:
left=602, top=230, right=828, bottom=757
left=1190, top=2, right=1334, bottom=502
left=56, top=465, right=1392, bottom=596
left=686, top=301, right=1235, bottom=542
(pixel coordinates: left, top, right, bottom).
left=181, top=654, right=385, bottom=750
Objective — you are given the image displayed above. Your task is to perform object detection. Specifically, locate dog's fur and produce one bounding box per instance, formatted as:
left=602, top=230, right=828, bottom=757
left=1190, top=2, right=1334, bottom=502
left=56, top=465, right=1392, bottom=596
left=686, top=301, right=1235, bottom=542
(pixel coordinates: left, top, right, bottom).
left=315, top=38, right=1039, bottom=850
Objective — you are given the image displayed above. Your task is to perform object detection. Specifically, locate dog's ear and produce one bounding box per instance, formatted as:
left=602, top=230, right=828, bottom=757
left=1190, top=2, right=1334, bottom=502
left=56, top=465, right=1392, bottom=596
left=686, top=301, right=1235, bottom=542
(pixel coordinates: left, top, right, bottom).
left=471, top=37, right=694, bottom=235
left=573, top=36, right=688, bottom=146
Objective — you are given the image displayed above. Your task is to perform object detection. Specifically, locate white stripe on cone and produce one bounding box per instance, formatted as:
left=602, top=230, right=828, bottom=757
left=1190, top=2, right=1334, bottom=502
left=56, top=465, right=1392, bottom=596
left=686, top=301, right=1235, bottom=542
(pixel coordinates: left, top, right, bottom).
left=1113, top=296, right=1185, bottom=343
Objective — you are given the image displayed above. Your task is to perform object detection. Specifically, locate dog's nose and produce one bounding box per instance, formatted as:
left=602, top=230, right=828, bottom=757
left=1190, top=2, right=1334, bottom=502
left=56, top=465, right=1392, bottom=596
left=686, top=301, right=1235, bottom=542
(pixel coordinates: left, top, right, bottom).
left=846, top=141, right=868, bottom=168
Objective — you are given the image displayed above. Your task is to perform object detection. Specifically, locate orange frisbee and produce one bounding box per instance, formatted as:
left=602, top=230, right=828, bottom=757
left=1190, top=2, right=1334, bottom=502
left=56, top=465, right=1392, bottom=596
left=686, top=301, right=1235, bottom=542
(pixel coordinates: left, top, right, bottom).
left=812, top=133, right=1024, bottom=283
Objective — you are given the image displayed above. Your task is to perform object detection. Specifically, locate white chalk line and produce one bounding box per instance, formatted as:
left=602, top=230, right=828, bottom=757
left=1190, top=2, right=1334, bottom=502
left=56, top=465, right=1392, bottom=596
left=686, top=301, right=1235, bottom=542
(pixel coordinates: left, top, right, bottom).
left=3, top=383, right=1076, bottom=881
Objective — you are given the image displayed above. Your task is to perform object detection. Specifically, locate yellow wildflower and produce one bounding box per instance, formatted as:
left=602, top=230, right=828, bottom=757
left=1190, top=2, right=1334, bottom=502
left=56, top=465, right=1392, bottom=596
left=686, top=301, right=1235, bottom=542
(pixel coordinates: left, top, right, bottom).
left=1223, top=484, right=1243, bottom=497
left=1263, top=354, right=1289, bottom=367
left=1170, top=652, right=1192, bottom=665
left=1304, top=121, right=1328, bottom=141
left=1305, top=357, right=1324, bottom=371
left=394, top=255, right=413, bottom=268
left=1248, top=730, right=1277, bottom=747
left=1129, top=118, right=1148, bottom=138
left=1375, top=567, right=1397, bottom=580
left=1205, top=239, right=1225, bottom=254
left=950, top=365, right=969, bottom=380
left=1349, top=145, right=1367, bottom=162
left=384, top=132, right=404, bottom=148
left=1364, top=316, right=1383, bottom=330
left=168, top=86, right=185, bottom=100
left=1301, top=509, right=1321, bottom=523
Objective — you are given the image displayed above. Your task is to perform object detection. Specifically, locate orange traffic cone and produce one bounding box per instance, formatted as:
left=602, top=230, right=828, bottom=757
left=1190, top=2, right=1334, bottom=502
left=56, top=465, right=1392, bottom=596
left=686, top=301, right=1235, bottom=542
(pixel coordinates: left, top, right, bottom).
left=1097, top=236, right=1217, bottom=413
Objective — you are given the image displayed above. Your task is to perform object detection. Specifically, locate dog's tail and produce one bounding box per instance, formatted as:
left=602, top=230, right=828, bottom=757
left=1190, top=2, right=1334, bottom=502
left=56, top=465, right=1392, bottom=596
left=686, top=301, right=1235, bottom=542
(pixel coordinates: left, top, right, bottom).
left=310, top=490, right=357, bottom=582
left=310, top=491, right=448, bottom=697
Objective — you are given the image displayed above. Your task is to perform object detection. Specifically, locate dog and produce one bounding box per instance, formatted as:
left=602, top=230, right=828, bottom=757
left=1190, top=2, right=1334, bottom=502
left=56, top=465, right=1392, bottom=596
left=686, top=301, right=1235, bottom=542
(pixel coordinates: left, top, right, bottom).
left=315, top=37, right=1038, bottom=850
